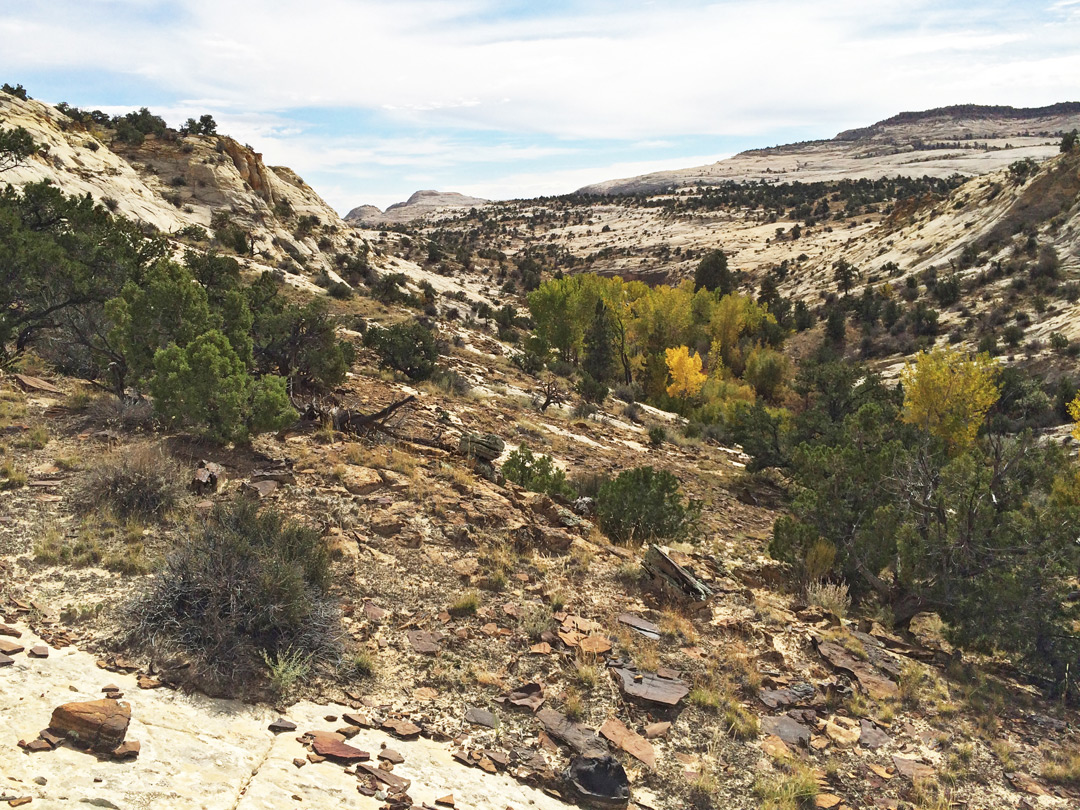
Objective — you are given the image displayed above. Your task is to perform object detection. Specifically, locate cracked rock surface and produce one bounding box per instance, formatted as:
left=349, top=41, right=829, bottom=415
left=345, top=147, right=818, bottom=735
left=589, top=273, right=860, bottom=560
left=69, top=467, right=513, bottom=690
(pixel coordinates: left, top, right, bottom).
left=1, top=623, right=574, bottom=810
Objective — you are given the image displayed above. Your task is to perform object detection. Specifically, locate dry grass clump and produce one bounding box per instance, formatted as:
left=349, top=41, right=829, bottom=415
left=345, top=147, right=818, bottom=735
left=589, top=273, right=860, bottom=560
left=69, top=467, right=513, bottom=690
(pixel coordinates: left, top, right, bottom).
left=346, top=649, right=378, bottom=680
left=753, top=760, right=819, bottom=809
left=0, top=387, right=27, bottom=428
left=563, top=688, right=585, bottom=721
left=35, top=519, right=151, bottom=575
left=688, top=673, right=759, bottom=741
left=78, top=443, right=185, bottom=522
left=1042, top=746, right=1080, bottom=786
left=18, top=424, right=49, bottom=450
left=897, top=660, right=951, bottom=711
left=84, top=395, right=156, bottom=432
left=521, top=602, right=554, bottom=641
left=448, top=590, right=481, bottom=617
left=127, top=500, right=339, bottom=693
left=805, top=580, right=851, bottom=618
left=906, top=777, right=951, bottom=810
left=0, top=453, right=28, bottom=490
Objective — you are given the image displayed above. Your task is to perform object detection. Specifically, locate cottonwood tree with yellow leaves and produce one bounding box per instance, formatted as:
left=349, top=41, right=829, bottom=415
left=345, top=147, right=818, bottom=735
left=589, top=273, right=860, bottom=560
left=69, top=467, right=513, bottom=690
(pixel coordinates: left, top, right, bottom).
left=665, top=346, right=707, bottom=400
left=900, top=347, right=1000, bottom=452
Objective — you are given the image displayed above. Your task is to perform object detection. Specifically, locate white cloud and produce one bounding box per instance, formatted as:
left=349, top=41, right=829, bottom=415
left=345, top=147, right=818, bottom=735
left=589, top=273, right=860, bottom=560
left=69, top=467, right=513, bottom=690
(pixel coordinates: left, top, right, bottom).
left=6, top=0, right=1079, bottom=138
left=3, top=0, right=1078, bottom=208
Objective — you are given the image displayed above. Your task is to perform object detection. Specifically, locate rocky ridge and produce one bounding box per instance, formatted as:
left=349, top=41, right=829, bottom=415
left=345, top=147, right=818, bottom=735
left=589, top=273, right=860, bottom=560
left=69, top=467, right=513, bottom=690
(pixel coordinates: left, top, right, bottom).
left=576, top=104, right=1080, bottom=195
left=0, top=92, right=360, bottom=290
left=347, top=191, right=491, bottom=227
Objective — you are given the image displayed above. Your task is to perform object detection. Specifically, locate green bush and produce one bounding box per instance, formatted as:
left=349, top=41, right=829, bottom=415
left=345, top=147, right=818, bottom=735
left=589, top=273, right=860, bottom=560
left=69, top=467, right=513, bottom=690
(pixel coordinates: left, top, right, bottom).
left=502, top=444, right=574, bottom=499
left=363, top=321, right=438, bottom=380
left=577, top=372, right=608, bottom=405
left=128, top=500, right=339, bottom=692
left=150, top=330, right=296, bottom=443
left=250, top=289, right=353, bottom=392
left=596, top=466, right=700, bottom=545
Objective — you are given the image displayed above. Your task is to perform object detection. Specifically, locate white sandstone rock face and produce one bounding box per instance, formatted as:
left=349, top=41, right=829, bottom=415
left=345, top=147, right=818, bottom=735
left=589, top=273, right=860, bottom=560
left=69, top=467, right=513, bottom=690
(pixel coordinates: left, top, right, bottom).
left=0, top=93, right=371, bottom=279
left=0, top=623, right=574, bottom=810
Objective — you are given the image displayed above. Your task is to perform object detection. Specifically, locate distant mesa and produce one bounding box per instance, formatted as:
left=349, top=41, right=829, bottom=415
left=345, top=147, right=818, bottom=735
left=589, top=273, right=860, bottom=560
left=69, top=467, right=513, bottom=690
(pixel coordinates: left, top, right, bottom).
left=345, top=190, right=490, bottom=226
left=575, top=101, right=1080, bottom=196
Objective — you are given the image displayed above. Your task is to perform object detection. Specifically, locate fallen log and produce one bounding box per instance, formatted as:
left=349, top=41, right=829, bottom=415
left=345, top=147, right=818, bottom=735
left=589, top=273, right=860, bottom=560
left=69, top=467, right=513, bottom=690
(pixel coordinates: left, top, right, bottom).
left=280, top=396, right=417, bottom=439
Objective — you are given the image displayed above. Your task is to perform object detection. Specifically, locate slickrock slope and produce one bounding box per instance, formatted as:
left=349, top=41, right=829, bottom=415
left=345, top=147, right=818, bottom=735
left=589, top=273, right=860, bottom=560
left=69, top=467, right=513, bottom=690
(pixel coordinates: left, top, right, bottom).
left=0, top=92, right=365, bottom=282
left=1, top=622, right=574, bottom=810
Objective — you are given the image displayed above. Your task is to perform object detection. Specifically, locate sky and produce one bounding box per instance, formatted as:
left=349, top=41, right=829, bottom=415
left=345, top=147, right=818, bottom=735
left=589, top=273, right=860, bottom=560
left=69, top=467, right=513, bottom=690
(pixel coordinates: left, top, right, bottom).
left=1, top=0, right=1079, bottom=213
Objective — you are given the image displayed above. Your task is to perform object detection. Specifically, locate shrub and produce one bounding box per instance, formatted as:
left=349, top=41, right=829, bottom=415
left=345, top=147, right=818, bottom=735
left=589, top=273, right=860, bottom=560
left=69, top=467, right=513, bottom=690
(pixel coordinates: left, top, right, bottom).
left=805, top=580, right=851, bottom=619
left=78, top=443, right=184, bottom=521
left=261, top=647, right=311, bottom=695
left=214, top=222, right=250, bottom=255
left=502, top=444, right=574, bottom=499
left=128, top=500, right=339, bottom=692
left=568, top=471, right=609, bottom=500
left=151, top=330, right=296, bottom=443
left=250, top=293, right=353, bottom=393
left=363, top=321, right=438, bottom=380
left=596, top=466, right=701, bottom=545
left=327, top=281, right=353, bottom=300
left=431, top=368, right=471, bottom=396
left=744, top=347, right=789, bottom=402
left=511, top=349, right=545, bottom=376
left=577, top=372, right=608, bottom=405
left=648, top=425, right=666, bottom=447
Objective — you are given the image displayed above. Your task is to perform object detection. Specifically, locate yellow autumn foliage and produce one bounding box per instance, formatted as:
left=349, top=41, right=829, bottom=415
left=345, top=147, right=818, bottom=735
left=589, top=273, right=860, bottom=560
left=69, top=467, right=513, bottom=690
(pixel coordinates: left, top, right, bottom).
left=900, top=347, right=999, bottom=452
left=665, top=345, right=707, bottom=400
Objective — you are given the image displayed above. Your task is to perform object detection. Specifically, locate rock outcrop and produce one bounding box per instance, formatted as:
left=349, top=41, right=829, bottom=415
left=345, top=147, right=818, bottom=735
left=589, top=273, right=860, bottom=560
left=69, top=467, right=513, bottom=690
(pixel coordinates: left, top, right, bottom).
left=346, top=190, right=490, bottom=226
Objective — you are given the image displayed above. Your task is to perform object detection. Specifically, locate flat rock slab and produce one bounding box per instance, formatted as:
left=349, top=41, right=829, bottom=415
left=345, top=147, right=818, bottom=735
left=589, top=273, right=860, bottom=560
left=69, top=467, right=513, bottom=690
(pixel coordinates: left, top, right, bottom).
left=383, top=718, right=423, bottom=739
left=537, top=708, right=609, bottom=759
left=407, top=630, right=444, bottom=655
left=617, top=613, right=661, bottom=640
left=0, top=623, right=576, bottom=810
left=608, top=663, right=690, bottom=707
left=50, top=698, right=131, bottom=752
left=500, top=683, right=545, bottom=712
left=760, top=716, right=811, bottom=748
left=814, top=638, right=899, bottom=701
left=892, top=755, right=935, bottom=781
left=342, top=466, right=384, bottom=495
left=858, top=719, right=891, bottom=749
left=310, top=735, right=370, bottom=762
left=759, top=682, right=815, bottom=709
left=599, top=717, right=656, bottom=769
left=464, top=707, right=497, bottom=729
left=14, top=373, right=63, bottom=394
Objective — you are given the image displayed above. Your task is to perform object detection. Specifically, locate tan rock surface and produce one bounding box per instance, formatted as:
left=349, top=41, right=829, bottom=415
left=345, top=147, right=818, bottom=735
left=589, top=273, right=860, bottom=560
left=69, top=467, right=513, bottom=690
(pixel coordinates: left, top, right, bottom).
left=0, top=623, right=574, bottom=810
